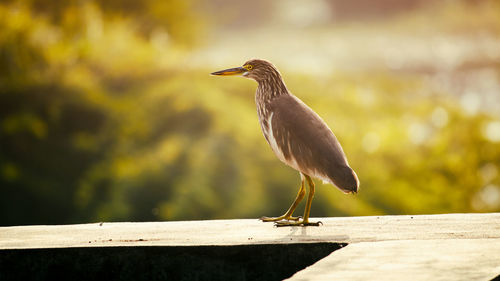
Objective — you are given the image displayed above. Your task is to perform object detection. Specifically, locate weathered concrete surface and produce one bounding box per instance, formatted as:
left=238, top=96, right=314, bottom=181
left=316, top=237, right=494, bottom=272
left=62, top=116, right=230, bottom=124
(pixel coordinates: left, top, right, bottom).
left=287, top=239, right=500, bottom=281
left=1, top=213, right=499, bottom=249
left=1, top=213, right=500, bottom=281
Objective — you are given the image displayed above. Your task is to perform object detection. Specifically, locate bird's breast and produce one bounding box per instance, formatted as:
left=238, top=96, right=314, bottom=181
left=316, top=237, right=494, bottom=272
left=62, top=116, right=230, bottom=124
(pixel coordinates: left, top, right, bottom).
left=260, top=111, right=302, bottom=173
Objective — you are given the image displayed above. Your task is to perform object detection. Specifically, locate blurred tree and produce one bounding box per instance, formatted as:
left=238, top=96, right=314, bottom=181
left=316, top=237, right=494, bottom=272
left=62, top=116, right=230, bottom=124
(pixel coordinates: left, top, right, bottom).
left=0, top=0, right=208, bottom=224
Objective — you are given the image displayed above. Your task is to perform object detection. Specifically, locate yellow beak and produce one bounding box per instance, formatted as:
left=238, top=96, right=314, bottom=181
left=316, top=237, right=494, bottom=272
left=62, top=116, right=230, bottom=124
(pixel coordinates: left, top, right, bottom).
left=211, top=67, right=246, bottom=76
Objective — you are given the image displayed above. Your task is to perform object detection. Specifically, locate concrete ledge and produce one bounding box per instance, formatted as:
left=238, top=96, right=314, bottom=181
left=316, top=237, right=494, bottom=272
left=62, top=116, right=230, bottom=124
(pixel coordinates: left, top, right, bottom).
left=1, top=213, right=500, bottom=280
left=2, top=213, right=499, bottom=249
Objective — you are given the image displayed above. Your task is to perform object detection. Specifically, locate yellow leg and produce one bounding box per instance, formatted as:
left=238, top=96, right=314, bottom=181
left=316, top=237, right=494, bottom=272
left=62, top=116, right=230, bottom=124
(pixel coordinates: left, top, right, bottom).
left=275, top=174, right=322, bottom=227
left=302, top=175, right=317, bottom=224
left=260, top=176, right=306, bottom=222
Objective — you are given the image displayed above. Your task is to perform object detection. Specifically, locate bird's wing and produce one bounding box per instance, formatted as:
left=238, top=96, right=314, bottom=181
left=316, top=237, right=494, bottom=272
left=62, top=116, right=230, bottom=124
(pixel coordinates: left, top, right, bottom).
left=269, top=94, right=358, bottom=193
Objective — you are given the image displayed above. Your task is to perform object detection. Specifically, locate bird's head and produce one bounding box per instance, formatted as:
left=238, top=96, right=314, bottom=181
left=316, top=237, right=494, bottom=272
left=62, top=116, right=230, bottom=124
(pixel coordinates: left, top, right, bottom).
left=211, top=59, right=281, bottom=83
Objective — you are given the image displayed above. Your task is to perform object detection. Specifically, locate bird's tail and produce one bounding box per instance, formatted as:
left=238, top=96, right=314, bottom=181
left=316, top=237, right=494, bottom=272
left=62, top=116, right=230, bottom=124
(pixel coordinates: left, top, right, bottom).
left=331, top=166, right=360, bottom=194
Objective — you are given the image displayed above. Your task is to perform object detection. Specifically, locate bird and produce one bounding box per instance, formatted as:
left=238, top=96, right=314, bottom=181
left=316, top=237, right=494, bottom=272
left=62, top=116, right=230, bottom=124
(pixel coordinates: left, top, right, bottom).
left=211, top=59, right=359, bottom=226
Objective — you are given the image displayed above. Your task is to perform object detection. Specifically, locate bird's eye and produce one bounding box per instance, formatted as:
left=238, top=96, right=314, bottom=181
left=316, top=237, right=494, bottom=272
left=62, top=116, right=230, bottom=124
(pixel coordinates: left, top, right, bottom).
left=245, top=65, right=253, bottom=71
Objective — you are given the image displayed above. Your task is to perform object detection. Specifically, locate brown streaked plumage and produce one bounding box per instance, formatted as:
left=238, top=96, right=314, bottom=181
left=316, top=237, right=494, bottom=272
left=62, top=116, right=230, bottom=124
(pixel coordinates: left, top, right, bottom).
left=211, top=59, right=359, bottom=226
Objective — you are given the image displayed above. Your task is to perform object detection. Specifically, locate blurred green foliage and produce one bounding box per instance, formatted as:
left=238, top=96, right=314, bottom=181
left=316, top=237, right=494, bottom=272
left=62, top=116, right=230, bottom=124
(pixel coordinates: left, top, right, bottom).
left=1, top=0, right=499, bottom=226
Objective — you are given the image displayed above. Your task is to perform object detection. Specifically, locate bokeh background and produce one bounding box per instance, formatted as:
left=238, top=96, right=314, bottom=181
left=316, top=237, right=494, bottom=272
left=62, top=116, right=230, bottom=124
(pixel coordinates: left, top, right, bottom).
left=1, top=0, right=499, bottom=226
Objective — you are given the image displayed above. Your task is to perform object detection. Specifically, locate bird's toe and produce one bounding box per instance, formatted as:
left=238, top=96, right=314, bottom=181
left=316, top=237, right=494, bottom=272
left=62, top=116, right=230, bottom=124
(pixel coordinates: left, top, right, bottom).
left=260, top=215, right=301, bottom=222
left=274, top=220, right=322, bottom=227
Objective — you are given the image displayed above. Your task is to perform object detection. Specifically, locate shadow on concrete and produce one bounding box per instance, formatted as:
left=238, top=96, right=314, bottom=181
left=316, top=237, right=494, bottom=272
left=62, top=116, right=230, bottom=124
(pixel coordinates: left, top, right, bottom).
left=0, top=243, right=346, bottom=281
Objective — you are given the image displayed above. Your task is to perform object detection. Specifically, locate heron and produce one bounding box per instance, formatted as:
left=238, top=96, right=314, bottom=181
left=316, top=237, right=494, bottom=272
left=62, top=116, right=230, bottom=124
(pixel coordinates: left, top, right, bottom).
left=211, top=59, right=359, bottom=226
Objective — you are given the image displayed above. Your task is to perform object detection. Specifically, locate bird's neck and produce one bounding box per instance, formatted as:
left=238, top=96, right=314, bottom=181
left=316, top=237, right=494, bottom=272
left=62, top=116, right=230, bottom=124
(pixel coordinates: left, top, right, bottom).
left=255, top=74, right=289, bottom=102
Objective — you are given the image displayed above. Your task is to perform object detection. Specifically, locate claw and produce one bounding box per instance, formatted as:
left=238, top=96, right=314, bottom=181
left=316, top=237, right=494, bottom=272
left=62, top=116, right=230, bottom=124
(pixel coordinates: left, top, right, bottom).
left=274, top=220, right=323, bottom=227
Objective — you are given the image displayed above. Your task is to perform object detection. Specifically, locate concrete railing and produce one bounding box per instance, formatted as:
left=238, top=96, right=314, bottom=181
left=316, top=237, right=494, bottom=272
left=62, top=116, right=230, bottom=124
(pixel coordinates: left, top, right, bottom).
left=1, top=213, right=500, bottom=280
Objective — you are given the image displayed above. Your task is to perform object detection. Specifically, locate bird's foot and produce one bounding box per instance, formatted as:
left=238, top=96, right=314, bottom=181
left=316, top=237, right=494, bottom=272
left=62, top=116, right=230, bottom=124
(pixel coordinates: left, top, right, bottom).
left=260, top=215, right=301, bottom=222
left=274, top=219, right=323, bottom=227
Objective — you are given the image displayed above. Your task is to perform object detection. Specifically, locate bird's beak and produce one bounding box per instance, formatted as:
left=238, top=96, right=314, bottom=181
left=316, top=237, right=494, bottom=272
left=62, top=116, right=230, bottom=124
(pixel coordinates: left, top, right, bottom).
left=211, top=67, right=246, bottom=76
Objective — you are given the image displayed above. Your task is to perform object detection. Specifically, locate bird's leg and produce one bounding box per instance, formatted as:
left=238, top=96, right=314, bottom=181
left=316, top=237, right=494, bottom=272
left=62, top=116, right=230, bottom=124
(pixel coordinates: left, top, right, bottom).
left=302, top=175, right=322, bottom=225
left=260, top=177, right=306, bottom=222
left=275, top=175, right=322, bottom=227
